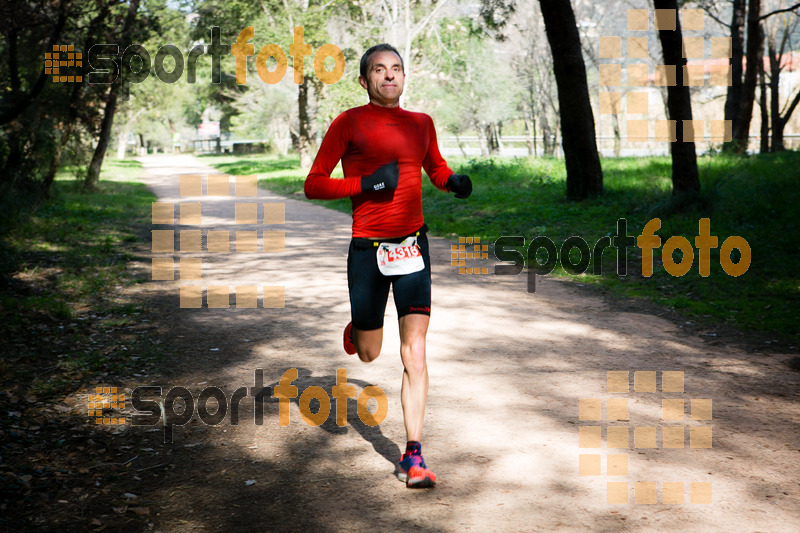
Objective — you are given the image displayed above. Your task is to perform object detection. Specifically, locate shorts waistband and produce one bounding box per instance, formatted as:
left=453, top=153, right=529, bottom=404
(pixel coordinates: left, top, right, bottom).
left=351, top=224, right=428, bottom=249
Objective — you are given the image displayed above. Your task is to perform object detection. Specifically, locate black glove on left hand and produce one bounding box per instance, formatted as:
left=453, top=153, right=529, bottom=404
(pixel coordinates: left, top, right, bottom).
left=447, top=174, right=472, bottom=199
left=361, top=160, right=399, bottom=194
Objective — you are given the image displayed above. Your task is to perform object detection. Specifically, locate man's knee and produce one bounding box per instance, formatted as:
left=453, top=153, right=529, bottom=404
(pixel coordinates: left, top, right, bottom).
left=400, top=341, right=427, bottom=375
left=357, top=347, right=381, bottom=363
left=354, top=327, right=383, bottom=362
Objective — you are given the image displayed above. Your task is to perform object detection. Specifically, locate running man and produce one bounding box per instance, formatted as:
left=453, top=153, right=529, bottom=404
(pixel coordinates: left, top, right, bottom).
left=304, top=44, right=472, bottom=488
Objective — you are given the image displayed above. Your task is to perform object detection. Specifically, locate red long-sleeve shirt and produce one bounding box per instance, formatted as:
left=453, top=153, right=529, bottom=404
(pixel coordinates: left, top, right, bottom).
left=305, top=102, right=453, bottom=238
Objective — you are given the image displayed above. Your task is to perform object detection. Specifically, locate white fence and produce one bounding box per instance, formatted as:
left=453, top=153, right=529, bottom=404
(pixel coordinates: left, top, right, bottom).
left=439, top=134, right=800, bottom=157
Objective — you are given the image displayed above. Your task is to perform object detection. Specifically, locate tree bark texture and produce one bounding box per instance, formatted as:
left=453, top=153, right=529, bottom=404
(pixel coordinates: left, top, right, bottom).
left=538, top=0, right=603, bottom=199
left=654, top=0, right=700, bottom=194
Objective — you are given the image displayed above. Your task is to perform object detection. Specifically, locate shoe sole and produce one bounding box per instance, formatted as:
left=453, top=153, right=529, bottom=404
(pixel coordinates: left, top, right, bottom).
left=397, top=470, right=436, bottom=488
left=407, top=474, right=436, bottom=488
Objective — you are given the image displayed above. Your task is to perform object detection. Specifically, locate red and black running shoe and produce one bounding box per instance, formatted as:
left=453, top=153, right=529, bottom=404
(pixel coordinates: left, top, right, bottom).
left=343, top=322, right=357, bottom=355
left=398, top=443, right=437, bottom=488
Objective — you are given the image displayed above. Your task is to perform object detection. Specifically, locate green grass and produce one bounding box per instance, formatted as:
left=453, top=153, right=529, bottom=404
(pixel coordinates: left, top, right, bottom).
left=198, top=152, right=353, bottom=212
left=55, top=157, right=147, bottom=183
left=1, top=159, right=160, bottom=396
left=203, top=151, right=800, bottom=343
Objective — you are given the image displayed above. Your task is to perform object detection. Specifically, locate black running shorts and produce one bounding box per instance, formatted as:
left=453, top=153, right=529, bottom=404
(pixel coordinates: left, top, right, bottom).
left=347, top=225, right=432, bottom=331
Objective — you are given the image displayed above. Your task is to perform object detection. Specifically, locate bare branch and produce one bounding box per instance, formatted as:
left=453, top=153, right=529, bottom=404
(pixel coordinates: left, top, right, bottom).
left=759, top=2, right=800, bottom=20
left=699, top=3, right=730, bottom=28
left=409, top=0, right=452, bottom=42
left=783, top=88, right=800, bottom=122
left=779, top=16, right=790, bottom=54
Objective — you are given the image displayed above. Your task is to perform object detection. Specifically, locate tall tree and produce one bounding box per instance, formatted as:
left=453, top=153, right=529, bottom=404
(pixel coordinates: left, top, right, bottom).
left=42, top=0, right=116, bottom=196
left=758, top=54, right=770, bottom=153
left=476, top=0, right=562, bottom=157
left=1, top=0, right=70, bottom=198
left=726, top=0, right=747, bottom=130
left=0, top=0, right=177, bottom=202
left=765, top=7, right=800, bottom=152
left=731, top=0, right=763, bottom=153
left=537, top=0, right=603, bottom=199
left=516, top=40, right=560, bottom=157
left=573, top=1, right=626, bottom=158
left=0, top=0, right=70, bottom=127
left=698, top=0, right=746, bottom=153
left=84, top=0, right=141, bottom=189
left=426, top=22, right=520, bottom=157
left=703, top=0, right=800, bottom=153
left=654, top=0, right=699, bottom=195
left=193, top=0, right=337, bottom=168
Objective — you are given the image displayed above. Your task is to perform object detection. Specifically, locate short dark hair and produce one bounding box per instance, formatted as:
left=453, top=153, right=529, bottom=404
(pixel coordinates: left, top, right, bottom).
left=359, top=44, right=404, bottom=78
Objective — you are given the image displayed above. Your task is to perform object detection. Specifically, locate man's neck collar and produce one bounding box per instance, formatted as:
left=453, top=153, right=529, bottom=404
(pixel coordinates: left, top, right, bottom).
left=368, top=100, right=401, bottom=110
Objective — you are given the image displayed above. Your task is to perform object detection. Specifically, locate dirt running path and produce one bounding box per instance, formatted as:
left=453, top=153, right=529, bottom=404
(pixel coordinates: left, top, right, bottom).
left=126, top=154, right=799, bottom=532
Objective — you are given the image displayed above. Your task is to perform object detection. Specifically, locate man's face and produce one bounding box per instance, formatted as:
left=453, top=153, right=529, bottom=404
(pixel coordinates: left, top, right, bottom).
left=359, top=50, right=405, bottom=107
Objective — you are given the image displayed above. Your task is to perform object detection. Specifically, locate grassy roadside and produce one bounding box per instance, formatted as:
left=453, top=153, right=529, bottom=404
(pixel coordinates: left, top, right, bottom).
left=201, top=151, right=800, bottom=344
left=0, top=160, right=181, bottom=531
left=0, top=160, right=161, bottom=398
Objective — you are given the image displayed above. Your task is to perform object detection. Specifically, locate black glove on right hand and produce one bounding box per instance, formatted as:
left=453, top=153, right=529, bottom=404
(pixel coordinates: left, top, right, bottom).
left=447, top=173, right=472, bottom=199
left=361, top=160, right=399, bottom=193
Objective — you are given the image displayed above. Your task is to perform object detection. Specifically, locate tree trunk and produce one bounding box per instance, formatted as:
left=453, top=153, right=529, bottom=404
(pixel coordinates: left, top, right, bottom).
left=43, top=122, right=74, bottom=197
left=2, top=134, right=24, bottom=193
left=84, top=0, right=141, bottom=189
left=725, top=0, right=746, bottom=123
left=0, top=2, right=69, bottom=127
left=85, top=88, right=119, bottom=189
left=759, top=59, right=770, bottom=154
left=538, top=0, right=603, bottom=199
left=297, top=77, right=313, bottom=168
left=402, top=38, right=413, bottom=106
left=524, top=117, right=534, bottom=156
left=45, top=1, right=117, bottom=195
left=117, top=125, right=128, bottom=160
left=723, top=0, right=746, bottom=152
left=731, top=0, right=762, bottom=153
left=497, top=120, right=505, bottom=154
left=454, top=133, right=468, bottom=157
left=42, top=77, right=87, bottom=197
left=475, top=119, right=488, bottom=156
left=541, top=117, right=553, bottom=155
left=484, top=123, right=499, bottom=154
left=774, top=88, right=800, bottom=152
left=654, top=0, right=699, bottom=195
left=768, top=39, right=784, bottom=152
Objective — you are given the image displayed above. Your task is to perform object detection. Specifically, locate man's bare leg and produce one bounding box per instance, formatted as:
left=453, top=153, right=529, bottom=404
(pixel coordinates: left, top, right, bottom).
left=353, top=327, right=383, bottom=363
left=398, top=313, right=429, bottom=442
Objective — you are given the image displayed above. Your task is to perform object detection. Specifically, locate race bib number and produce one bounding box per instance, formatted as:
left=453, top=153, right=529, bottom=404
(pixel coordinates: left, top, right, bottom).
left=376, top=236, right=424, bottom=276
